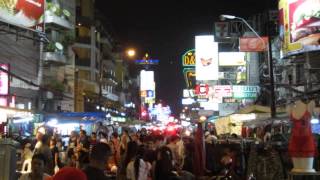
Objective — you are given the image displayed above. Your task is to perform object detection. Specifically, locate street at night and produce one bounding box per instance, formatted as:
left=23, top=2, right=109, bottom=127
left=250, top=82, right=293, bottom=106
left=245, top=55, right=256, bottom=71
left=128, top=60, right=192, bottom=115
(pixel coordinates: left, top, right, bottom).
left=1, top=0, right=320, bottom=179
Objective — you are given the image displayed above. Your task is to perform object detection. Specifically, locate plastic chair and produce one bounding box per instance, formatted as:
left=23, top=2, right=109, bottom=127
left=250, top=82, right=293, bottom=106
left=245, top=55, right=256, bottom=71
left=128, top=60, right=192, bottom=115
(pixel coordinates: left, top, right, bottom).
left=21, top=159, right=32, bottom=174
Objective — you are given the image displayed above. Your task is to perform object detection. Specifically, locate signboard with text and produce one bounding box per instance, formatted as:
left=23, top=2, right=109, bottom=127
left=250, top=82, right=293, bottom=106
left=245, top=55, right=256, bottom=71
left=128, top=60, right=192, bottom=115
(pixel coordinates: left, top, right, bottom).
left=232, top=86, right=260, bottom=99
left=182, top=49, right=195, bottom=67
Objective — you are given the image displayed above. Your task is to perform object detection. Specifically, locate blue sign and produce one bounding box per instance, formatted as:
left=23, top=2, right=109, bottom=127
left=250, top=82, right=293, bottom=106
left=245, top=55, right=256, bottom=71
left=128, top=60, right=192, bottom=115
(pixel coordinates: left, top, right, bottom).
left=135, top=59, right=159, bottom=65
left=146, top=90, right=154, bottom=98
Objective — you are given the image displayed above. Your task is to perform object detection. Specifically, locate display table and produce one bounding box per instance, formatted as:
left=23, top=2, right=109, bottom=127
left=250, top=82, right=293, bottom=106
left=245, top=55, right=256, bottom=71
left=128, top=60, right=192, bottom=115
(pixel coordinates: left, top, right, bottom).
left=288, top=171, right=320, bottom=180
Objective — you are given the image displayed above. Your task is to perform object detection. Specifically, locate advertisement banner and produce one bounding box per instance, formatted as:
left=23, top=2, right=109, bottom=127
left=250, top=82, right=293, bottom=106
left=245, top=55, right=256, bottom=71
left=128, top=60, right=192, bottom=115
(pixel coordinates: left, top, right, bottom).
left=279, top=0, right=320, bottom=56
left=195, top=35, right=219, bottom=80
left=219, top=52, right=246, bottom=66
left=0, top=0, right=45, bottom=32
left=239, top=37, right=268, bottom=52
left=0, top=64, right=9, bottom=95
left=140, top=70, right=155, bottom=91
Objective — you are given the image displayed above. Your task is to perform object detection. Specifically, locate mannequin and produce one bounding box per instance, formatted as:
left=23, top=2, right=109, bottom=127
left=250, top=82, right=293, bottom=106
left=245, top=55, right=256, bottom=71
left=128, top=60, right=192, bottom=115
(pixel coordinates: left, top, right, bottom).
left=287, top=99, right=316, bottom=172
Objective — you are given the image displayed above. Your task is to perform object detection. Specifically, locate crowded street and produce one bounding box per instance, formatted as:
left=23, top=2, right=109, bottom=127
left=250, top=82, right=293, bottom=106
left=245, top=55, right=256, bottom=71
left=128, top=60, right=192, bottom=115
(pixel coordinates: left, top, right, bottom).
left=1, top=0, right=320, bottom=179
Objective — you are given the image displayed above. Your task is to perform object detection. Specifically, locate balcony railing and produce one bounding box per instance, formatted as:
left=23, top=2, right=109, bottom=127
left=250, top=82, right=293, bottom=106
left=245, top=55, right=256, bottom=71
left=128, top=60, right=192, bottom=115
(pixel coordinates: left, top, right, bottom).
left=43, top=52, right=66, bottom=64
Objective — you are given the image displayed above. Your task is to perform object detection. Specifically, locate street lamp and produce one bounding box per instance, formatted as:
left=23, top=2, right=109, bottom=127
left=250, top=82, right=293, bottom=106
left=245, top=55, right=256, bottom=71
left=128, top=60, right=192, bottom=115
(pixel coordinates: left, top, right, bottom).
left=220, top=14, right=276, bottom=118
left=126, top=49, right=136, bottom=58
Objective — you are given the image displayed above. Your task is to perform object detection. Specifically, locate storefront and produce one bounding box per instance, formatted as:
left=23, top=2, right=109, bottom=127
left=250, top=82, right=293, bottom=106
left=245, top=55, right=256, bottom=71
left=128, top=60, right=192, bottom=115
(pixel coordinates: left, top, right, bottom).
left=0, top=106, right=35, bottom=136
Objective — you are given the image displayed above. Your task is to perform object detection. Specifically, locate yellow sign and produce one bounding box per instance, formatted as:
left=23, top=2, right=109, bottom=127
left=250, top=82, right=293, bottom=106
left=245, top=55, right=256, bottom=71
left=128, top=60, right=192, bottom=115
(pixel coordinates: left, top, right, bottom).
left=182, top=49, right=195, bottom=67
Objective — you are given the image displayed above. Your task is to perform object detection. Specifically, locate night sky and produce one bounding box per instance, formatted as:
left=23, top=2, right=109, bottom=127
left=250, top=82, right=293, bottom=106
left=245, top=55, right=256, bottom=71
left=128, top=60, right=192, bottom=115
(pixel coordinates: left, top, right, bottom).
left=96, top=0, right=278, bottom=116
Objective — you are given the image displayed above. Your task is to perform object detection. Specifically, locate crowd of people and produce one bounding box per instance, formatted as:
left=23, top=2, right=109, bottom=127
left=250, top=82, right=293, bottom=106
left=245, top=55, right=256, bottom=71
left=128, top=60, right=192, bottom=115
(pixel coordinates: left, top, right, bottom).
left=18, top=124, right=248, bottom=180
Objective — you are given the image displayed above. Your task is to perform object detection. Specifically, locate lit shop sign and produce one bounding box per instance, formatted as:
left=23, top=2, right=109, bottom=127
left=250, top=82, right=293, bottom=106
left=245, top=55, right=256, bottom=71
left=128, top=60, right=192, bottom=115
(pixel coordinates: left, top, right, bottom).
left=141, top=90, right=155, bottom=98
left=195, top=84, right=209, bottom=96
left=195, top=35, right=219, bottom=80
left=183, top=68, right=196, bottom=88
left=183, top=89, right=195, bottom=98
left=146, top=90, right=154, bottom=98
left=239, top=37, right=268, bottom=52
left=218, top=52, right=246, bottom=66
left=182, top=49, right=195, bottom=67
left=279, top=0, right=320, bottom=57
left=140, top=70, right=155, bottom=91
left=111, top=116, right=126, bottom=122
left=0, top=64, right=9, bottom=95
left=213, top=85, right=232, bottom=98
left=232, top=85, right=260, bottom=99
left=135, top=59, right=159, bottom=65
left=182, top=98, right=195, bottom=105
left=0, top=0, right=44, bottom=32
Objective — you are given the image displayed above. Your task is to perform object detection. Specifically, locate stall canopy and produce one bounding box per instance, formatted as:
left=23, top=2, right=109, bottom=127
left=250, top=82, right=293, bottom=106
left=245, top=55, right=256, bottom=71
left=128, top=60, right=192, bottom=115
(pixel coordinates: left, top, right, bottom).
left=44, top=112, right=106, bottom=124
left=238, top=105, right=286, bottom=114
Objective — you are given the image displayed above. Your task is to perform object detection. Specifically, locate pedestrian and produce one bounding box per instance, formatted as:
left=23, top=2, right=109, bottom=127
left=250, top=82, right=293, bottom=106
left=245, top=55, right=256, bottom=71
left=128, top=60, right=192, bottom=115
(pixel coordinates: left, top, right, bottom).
left=153, top=146, right=180, bottom=180
left=19, top=153, right=51, bottom=180
left=34, top=134, right=54, bottom=175
left=77, top=130, right=90, bottom=169
left=50, top=138, right=60, bottom=173
left=126, top=145, right=151, bottom=180
left=118, top=141, right=138, bottom=180
left=82, top=142, right=112, bottom=180
left=120, top=129, right=131, bottom=155
left=110, top=132, right=121, bottom=165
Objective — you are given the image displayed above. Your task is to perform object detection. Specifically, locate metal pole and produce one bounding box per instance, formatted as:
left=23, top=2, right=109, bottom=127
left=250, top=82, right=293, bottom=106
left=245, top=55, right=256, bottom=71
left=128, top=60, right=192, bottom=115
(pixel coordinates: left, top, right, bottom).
left=267, top=36, right=276, bottom=118
left=236, top=16, right=276, bottom=117
left=265, top=11, right=276, bottom=118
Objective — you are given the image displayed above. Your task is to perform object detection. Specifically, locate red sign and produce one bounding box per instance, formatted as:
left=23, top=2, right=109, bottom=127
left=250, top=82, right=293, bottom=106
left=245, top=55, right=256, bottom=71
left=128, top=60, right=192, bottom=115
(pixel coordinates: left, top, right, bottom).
left=239, top=37, right=269, bottom=52
left=195, top=84, right=209, bottom=96
left=213, top=85, right=232, bottom=98
left=0, top=64, right=9, bottom=95
left=0, top=0, right=45, bottom=32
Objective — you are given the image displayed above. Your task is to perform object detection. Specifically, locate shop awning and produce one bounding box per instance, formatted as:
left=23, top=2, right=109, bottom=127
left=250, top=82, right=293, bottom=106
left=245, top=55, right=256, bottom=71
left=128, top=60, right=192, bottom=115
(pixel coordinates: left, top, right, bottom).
left=44, top=112, right=106, bottom=124
left=238, top=105, right=287, bottom=114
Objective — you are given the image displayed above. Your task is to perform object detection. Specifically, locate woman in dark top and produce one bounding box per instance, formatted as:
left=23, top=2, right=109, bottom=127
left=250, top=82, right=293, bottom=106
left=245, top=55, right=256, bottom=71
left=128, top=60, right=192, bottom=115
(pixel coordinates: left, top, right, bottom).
left=154, top=146, right=180, bottom=180
left=50, top=138, right=60, bottom=169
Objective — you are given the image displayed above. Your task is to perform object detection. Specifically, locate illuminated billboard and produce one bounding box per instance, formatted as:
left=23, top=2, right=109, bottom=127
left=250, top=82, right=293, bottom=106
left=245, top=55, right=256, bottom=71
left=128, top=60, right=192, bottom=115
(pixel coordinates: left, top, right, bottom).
left=279, top=0, right=320, bottom=56
left=0, top=64, right=9, bottom=95
left=140, top=70, right=155, bottom=91
left=0, top=0, right=45, bottom=32
left=219, top=52, right=246, bottom=66
left=182, top=49, right=195, bottom=67
left=195, top=35, right=219, bottom=80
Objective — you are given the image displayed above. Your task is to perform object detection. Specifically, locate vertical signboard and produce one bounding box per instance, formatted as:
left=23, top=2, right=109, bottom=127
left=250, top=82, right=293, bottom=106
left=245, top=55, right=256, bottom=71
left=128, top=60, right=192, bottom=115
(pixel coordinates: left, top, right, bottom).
left=195, top=35, right=219, bottom=80
left=0, top=64, right=9, bottom=96
left=0, top=0, right=45, bottom=32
